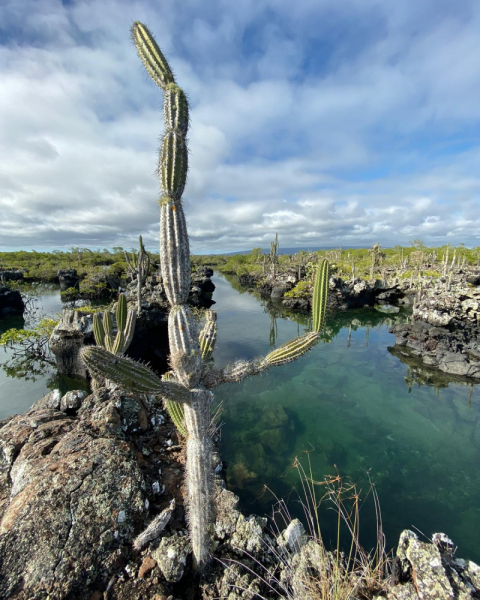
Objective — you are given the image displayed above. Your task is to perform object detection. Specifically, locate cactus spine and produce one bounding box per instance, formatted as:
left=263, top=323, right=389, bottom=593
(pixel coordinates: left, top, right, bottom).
left=124, top=236, right=150, bottom=313
left=82, top=23, right=330, bottom=570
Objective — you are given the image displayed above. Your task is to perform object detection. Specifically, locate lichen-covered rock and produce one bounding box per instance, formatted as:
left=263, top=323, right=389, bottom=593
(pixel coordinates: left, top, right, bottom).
left=230, top=513, right=267, bottom=555
left=277, top=518, right=307, bottom=553
left=0, top=392, right=147, bottom=599
left=151, top=533, right=191, bottom=582
left=387, top=530, right=480, bottom=600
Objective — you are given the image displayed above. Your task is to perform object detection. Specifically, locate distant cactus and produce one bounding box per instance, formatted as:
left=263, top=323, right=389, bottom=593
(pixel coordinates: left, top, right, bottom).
left=82, top=23, right=330, bottom=570
left=124, top=235, right=151, bottom=313
left=269, top=232, right=279, bottom=277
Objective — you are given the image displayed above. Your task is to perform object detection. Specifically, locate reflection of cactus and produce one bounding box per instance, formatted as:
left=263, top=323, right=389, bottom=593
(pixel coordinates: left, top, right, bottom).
left=125, top=236, right=150, bottom=313
left=82, top=22, right=330, bottom=570
left=93, top=293, right=136, bottom=355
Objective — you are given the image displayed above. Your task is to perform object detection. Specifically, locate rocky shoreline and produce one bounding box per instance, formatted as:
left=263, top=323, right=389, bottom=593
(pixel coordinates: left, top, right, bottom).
left=390, top=276, right=480, bottom=381
left=237, top=266, right=480, bottom=383
left=1, top=388, right=480, bottom=599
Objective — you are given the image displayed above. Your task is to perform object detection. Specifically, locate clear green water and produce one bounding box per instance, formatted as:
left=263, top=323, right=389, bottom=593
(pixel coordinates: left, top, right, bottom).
left=211, top=273, right=480, bottom=561
left=1, top=276, right=479, bottom=561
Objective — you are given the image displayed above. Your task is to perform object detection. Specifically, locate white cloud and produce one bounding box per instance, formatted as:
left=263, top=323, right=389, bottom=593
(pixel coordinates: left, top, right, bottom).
left=0, top=0, right=479, bottom=252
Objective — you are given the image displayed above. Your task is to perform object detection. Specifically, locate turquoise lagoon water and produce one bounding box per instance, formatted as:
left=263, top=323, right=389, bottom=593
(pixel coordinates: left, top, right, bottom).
left=210, top=273, right=480, bottom=562
left=1, top=275, right=479, bottom=561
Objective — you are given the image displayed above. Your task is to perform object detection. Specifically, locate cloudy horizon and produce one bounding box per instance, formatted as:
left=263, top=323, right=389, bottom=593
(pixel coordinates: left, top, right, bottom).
left=1, top=0, right=479, bottom=254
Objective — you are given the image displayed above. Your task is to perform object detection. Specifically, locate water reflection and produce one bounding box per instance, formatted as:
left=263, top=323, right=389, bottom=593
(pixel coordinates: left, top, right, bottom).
left=212, top=273, right=480, bottom=561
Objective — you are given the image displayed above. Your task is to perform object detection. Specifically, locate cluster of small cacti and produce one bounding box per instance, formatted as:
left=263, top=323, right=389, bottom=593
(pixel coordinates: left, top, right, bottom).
left=124, top=235, right=151, bottom=313
left=93, top=293, right=136, bottom=355
left=82, top=22, right=329, bottom=570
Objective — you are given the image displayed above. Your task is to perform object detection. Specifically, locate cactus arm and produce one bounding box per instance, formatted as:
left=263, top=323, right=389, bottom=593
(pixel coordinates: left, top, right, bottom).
left=116, top=293, right=127, bottom=331
left=312, top=258, right=329, bottom=333
left=204, top=259, right=329, bottom=385
left=81, top=346, right=191, bottom=403
left=263, top=332, right=320, bottom=367
left=131, top=22, right=175, bottom=90
left=112, top=330, right=125, bottom=355
left=103, top=312, right=114, bottom=352
left=198, top=310, right=217, bottom=361
left=122, top=309, right=137, bottom=352
left=165, top=399, right=188, bottom=438
left=93, top=313, right=105, bottom=348
left=162, top=371, right=187, bottom=438
left=202, top=358, right=267, bottom=389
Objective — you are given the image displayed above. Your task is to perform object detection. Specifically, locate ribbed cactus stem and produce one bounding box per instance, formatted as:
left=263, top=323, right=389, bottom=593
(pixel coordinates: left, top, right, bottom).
left=312, top=258, right=329, bottom=333
left=168, top=305, right=202, bottom=388
left=160, top=200, right=191, bottom=305
left=184, top=388, right=213, bottom=569
left=199, top=310, right=217, bottom=361
left=103, top=310, right=113, bottom=337
left=164, top=83, right=189, bottom=135
left=116, top=293, right=127, bottom=331
left=160, top=131, right=188, bottom=199
left=131, top=22, right=175, bottom=90
left=93, top=313, right=105, bottom=348
left=122, top=309, right=136, bottom=352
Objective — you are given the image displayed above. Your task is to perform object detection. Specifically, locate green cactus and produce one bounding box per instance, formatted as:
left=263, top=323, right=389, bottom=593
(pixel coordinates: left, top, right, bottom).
left=93, top=293, right=136, bottom=355
left=162, top=371, right=188, bottom=438
left=312, top=258, right=329, bottom=333
left=198, top=310, right=217, bottom=362
left=124, top=235, right=151, bottom=313
left=81, top=22, right=330, bottom=570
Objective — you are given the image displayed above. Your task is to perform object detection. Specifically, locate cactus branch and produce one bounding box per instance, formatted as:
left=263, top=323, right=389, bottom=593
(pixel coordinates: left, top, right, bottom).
left=199, top=310, right=217, bottom=362
left=131, top=22, right=175, bottom=90
left=82, top=346, right=190, bottom=403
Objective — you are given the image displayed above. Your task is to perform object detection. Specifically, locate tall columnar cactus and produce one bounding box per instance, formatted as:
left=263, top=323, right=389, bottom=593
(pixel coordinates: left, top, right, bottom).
left=82, top=23, right=330, bottom=570
left=124, top=235, right=151, bottom=313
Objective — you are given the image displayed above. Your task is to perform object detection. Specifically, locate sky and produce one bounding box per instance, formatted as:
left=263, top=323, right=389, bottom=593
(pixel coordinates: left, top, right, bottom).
left=1, top=0, right=479, bottom=254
